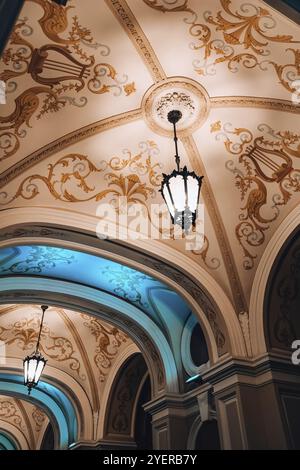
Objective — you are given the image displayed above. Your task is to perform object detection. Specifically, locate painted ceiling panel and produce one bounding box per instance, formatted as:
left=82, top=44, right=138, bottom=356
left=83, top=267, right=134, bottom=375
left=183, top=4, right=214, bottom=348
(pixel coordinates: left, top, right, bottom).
left=127, top=0, right=300, bottom=99
left=0, top=0, right=152, bottom=172
left=0, top=245, right=192, bottom=323
left=0, top=303, right=139, bottom=445
left=0, top=0, right=300, bottom=320
left=0, top=394, right=49, bottom=450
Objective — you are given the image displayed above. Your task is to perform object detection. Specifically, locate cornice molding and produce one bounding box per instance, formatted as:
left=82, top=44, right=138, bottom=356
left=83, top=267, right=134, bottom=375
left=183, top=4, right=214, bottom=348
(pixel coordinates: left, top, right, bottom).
left=202, top=353, right=300, bottom=388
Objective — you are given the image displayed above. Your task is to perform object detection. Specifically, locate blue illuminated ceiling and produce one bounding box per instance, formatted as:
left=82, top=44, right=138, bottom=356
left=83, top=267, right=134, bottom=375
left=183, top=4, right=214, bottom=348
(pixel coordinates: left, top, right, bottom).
left=0, top=245, right=193, bottom=331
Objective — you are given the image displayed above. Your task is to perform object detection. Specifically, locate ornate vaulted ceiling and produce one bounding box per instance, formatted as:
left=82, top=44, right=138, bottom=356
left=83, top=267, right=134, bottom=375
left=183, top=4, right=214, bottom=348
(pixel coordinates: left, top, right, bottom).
left=1, top=0, right=300, bottom=320
left=0, top=395, right=48, bottom=450
left=0, top=303, right=139, bottom=447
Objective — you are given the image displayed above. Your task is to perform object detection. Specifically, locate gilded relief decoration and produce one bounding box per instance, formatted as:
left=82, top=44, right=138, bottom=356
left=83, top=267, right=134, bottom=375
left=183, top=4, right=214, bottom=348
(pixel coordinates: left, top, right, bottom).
left=212, top=122, right=300, bottom=269
left=0, top=315, right=85, bottom=379
left=81, top=314, right=128, bottom=382
left=142, top=0, right=300, bottom=92
left=32, top=407, right=46, bottom=433
left=0, top=400, right=23, bottom=429
left=0, top=142, right=160, bottom=206
left=0, top=246, right=74, bottom=273
left=0, top=0, right=135, bottom=161
left=0, top=143, right=218, bottom=270
left=108, top=355, right=147, bottom=436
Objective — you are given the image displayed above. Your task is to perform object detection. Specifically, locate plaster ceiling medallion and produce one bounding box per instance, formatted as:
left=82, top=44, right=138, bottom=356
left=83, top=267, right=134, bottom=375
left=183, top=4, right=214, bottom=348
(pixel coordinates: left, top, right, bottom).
left=142, top=77, right=210, bottom=137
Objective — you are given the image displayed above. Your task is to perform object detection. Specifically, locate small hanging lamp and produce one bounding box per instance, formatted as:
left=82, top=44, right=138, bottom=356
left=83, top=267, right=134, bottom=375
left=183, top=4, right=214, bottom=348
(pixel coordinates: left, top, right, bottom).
left=23, top=305, right=48, bottom=395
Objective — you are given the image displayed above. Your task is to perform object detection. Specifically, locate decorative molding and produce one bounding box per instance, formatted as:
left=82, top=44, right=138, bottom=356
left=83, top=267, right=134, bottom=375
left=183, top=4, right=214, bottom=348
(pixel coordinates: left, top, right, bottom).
left=142, top=77, right=210, bottom=136
left=238, top=311, right=252, bottom=357
left=0, top=108, right=142, bottom=189
left=181, top=135, right=247, bottom=315
left=0, top=276, right=173, bottom=394
left=211, top=96, right=300, bottom=114
left=32, top=407, right=46, bottom=433
left=0, top=216, right=248, bottom=358
left=1, top=96, right=299, bottom=189
left=249, top=205, right=300, bottom=356
left=197, top=389, right=216, bottom=423
left=105, top=0, right=166, bottom=82
left=140, top=255, right=227, bottom=355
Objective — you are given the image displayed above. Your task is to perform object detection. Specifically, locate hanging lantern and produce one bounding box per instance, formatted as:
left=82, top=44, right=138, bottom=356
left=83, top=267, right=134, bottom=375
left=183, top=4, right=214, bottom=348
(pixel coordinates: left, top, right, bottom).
left=23, top=305, right=48, bottom=395
left=24, top=352, right=47, bottom=395
left=160, top=110, right=203, bottom=232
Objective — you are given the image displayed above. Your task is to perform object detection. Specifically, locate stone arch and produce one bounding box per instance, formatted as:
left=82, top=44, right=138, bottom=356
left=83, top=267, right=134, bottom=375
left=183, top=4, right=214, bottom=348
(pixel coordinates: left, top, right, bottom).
left=0, top=209, right=246, bottom=360
left=0, top=277, right=179, bottom=395
left=97, top=343, right=140, bottom=440
left=187, top=415, right=221, bottom=450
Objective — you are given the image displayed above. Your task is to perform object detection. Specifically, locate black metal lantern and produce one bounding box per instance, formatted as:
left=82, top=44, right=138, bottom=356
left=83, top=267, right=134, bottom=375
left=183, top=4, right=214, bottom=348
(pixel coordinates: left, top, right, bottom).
left=160, top=110, right=203, bottom=232
left=24, top=305, right=48, bottom=395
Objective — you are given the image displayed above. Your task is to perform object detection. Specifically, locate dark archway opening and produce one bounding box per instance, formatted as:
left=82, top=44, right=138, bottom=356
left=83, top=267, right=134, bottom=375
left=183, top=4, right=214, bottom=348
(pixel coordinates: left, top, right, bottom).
left=40, top=422, right=55, bottom=450
left=190, top=323, right=209, bottom=367
left=195, top=421, right=220, bottom=450
left=134, top=375, right=152, bottom=450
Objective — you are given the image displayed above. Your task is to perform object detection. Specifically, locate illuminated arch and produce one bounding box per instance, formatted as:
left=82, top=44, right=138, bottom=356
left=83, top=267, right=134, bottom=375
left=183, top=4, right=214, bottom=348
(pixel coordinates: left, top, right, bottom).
left=0, top=208, right=246, bottom=360
left=0, top=277, right=179, bottom=394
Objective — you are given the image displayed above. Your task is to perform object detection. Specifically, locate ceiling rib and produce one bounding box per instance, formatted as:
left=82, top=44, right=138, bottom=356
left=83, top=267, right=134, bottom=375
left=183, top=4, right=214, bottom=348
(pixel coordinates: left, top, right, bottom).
left=182, top=136, right=247, bottom=314
left=105, top=0, right=166, bottom=82
left=0, top=108, right=142, bottom=189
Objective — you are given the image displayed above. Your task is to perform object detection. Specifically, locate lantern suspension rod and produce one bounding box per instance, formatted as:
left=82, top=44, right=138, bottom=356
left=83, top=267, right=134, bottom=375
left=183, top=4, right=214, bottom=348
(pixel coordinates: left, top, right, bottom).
left=168, top=110, right=182, bottom=172
left=35, top=305, right=48, bottom=353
